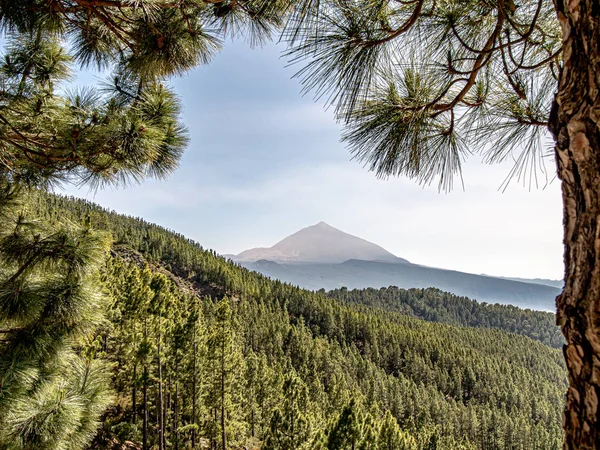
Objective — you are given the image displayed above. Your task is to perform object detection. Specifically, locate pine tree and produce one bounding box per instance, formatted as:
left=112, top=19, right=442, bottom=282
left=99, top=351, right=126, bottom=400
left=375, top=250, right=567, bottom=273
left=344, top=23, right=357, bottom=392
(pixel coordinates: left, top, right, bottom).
left=0, top=185, right=113, bottom=448
left=326, top=399, right=362, bottom=450
left=377, top=410, right=417, bottom=450
left=149, top=273, right=170, bottom=450
left=263, top=373, right=312, bottom=450
left=187, top=296, right=205, bottom=449
left=357, top=413, right=378, bottom=450
left=0, top=1, right=286, bottom=447
left=0, top=3, right=299, bottom=445
left=204, top=299, right=245, bottom=450
left=0, top=1, right=195, bottom=446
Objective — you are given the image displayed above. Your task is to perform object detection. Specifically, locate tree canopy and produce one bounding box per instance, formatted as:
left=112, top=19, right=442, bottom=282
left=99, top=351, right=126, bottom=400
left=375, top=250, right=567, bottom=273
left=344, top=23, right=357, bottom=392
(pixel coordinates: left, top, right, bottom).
left=0, top=0, right=294, bottom=187
left=281, top=0, right=561, bottom=190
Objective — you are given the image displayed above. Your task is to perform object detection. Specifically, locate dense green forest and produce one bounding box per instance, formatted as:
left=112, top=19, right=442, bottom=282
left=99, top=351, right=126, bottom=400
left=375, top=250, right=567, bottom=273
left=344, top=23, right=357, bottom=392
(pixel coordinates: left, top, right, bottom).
left=326, top=287, right=563, bottom=348
left=7, top=191, right=564, bottom=449
left=0, top=1, right=580, bottom=448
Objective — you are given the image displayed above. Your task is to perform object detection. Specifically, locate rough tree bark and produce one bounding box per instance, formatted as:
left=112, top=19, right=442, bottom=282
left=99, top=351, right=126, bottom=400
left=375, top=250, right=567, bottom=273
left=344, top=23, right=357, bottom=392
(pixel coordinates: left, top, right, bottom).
left=551, top=0, right=600, bottom=448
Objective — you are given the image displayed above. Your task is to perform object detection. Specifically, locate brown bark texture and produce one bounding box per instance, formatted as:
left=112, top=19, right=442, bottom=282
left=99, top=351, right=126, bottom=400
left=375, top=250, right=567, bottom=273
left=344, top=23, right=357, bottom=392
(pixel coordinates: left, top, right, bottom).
left=552, top=0, right=600, bottom=448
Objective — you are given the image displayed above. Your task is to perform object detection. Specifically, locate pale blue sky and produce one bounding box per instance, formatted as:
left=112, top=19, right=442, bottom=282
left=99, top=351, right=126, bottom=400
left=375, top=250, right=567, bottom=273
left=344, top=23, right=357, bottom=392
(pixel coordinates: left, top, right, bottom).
left=64, top=38, right=564, bottom=280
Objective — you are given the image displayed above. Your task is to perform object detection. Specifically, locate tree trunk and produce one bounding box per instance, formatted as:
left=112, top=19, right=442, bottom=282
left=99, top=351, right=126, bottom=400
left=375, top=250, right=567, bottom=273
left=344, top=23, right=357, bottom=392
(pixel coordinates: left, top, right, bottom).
left=212, top=408, right=218, bottom=450
left=158, top=323, right=164, bottom=450
left=251, top=400, right=255, bottom=439
left=550, top=1, right=600, bottom=448
left=192, top=332, right=198, bottom=449
left=143, top=366, right=148, bottom=450
left=167, top=376, right=171, bottom=419
left=174, top=359, right=179, bottom=450
left=132, top=363, right=137, bottom=425
left=166, top=376, right=171, bottom=446
left=156, top=390, right=160, bottom=445
left=221, top=331, right=227, bottom=450
left=143, top=319, right=149, bottom=450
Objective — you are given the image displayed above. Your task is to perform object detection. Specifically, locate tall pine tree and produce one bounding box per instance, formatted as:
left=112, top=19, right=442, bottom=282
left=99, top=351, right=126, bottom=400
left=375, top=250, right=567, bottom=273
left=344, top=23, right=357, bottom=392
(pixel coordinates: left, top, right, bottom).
left=205, top=299, right=245, bottom=450
left=0, top=0, right=289, bottom=447
left=263, top=373, right=312, bottom=450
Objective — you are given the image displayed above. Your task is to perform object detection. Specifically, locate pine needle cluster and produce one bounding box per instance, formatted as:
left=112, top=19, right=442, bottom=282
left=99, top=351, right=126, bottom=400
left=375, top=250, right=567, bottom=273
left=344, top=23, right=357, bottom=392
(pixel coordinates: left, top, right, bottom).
left=283, top=0, right=561, bottom=190
left=0, top=183, right=113, bottom=448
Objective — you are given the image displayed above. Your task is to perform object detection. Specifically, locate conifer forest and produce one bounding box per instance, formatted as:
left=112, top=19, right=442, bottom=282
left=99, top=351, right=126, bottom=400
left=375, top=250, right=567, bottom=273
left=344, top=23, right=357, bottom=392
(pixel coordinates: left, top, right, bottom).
left=0, top=0, right=594, bottom=448
left=1, top=192, right=567, bottom=449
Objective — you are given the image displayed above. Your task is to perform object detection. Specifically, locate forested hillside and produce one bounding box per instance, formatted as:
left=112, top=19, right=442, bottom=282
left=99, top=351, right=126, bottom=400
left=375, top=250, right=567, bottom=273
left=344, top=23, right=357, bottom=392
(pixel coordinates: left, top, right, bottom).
left=326, top=287, right=563, bottom=348
left=29, top=192, right=566, bottom=449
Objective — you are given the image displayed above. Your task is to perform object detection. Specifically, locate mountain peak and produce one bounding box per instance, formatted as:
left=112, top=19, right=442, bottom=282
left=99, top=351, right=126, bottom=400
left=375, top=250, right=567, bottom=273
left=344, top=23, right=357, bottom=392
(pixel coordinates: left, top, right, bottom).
left=234, top=222, right=408, bottom=264
left=307, top=221, right=336, bottom=231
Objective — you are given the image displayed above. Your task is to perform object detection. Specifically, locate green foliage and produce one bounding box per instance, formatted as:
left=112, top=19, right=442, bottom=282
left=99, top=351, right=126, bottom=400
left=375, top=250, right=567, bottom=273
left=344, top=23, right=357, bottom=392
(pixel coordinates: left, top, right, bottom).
left=326, top=399, right=362, bottom=450
left=0, top=2, right=303, bottom=447
left=205, top=299, right=246, bottom=449
left=0, top=31, right=188, bottom=187
left=0, top=0, right=304, bottom=188
left=283, top=0, right=561, bottom=189
left=30, top=192, right=567, bottom=449
left=263, top=374, right=312, bottom=450
left=326, top=286, right=563, bottom=348
left=0, top=186, right=113, bottom=449
left=0, top=1, right=217, bottom=443
left=378, top=411, right=417, bottom=450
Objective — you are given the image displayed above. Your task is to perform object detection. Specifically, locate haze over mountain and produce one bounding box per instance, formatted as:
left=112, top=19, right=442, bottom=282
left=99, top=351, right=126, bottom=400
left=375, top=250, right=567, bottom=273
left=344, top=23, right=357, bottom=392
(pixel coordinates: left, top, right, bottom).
left=233, top=221, right=407, bottom=264
left=232, top=222, right=561, bottom=311
left=499, top=276, right=564, bottom=289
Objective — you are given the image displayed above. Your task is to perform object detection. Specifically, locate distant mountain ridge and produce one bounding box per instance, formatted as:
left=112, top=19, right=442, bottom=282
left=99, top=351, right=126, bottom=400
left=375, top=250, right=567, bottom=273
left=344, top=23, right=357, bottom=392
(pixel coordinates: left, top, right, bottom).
left=500, top=276, right=564, bottom=289
left=234, top=221, right=407, bottom=264
left=241, top=259, right=560, bottom=311
left=233, top=222, right=560, bottom=311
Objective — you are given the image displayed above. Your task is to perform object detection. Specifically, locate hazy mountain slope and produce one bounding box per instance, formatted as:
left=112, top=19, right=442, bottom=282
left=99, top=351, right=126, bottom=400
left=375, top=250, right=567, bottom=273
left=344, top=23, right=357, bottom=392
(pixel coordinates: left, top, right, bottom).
left=234, top=222, right=558, bottom=310
left=242, top=259, right=560, bottom=311
left=501, top=276, right=564, bottom=289
left=235, top=221, right=407, bottom=263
